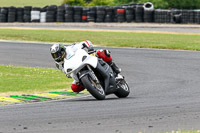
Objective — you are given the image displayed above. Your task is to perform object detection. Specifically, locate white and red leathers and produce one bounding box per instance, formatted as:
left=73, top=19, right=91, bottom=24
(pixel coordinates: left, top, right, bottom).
left=55, top=40, right=119, bottom=93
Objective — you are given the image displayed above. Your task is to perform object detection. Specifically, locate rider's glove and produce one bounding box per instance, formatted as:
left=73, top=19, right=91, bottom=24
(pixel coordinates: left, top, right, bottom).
left=55, top=62, right=60, bottom=69
left=66, top=74, right=72, bottom=78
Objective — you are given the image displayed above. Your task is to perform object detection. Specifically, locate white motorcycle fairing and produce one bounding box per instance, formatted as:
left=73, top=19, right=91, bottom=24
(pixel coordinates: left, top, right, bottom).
left=64, top=49, right=98, bottom=81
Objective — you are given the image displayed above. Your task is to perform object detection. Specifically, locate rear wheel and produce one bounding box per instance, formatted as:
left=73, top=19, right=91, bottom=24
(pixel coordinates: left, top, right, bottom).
left=115, top=79, right=130, bottom=98
left=81, top=74, right=105, bottom=100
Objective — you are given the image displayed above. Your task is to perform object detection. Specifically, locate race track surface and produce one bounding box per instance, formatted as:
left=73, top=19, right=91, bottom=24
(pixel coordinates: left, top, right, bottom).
left=0, top=41, right=200, bottom=133
left=0, top=23, right=200, bottom=33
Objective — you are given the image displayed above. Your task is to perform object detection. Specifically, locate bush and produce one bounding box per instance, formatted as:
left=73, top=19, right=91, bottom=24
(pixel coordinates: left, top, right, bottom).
left=137, top=0, right=168, bottom=9
left=88, top=0, right=114, bottom=6
left=167, top=0, right=200, bottom=9
left=61, top=0, right=200, bottom=9
left=62, top=0, right=86, bottom=6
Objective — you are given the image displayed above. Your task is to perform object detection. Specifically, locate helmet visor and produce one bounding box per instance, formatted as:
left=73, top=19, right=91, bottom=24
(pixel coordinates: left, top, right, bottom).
left=51, top=52, right=63, bottom=62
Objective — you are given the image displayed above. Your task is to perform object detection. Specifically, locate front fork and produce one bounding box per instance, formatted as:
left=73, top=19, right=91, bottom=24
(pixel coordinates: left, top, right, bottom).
left=86, top=65, right=99, bottom=82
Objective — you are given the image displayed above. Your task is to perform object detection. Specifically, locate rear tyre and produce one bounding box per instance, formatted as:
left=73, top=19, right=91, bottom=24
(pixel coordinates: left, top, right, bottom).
left=115, top=79, right=130, bottom=98
left=81, top=74, right=105, bottom=100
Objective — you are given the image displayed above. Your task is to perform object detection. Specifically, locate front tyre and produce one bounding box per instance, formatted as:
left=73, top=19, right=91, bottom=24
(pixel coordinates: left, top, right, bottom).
left=81, top=74, right=105, bottom=100
left=115, top=79, right=130, bottom=98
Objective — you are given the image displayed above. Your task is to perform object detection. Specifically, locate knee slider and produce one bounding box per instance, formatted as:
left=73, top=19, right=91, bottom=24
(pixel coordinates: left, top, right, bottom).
left=104, top=50, right=111, bottom=57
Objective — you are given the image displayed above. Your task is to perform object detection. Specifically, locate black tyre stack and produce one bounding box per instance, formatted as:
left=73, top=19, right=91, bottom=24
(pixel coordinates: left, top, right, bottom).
left=143, top=10, right=154, bottom=22
left=164, top=10, right=171, bottom=23
left=194, top=10, right=200, bottom=24
left=181, top=10, right=194, bottom=24
left=57, top=6, right=65, bottom=22
left=23, top=6, right=32, bottom=22
left=188, top=10, right=194, bottom=23
left=73, top=6, right=82, bottom=22
left=171, top=9, right=182, bottom=23
left=82, top=7, right=89, bottom=22
left=0, top=7, right=8, bottom=22
left=154, top=9, right=160, bottom=23
left=16, top=7, right=24, bottom=22
left=113, top=6, right=120, bottom=22
left=65, top=6, right=74, bottom=22
left=31, top=7, right=41, bottom=22
left=96, top=6, right=106, bottom=23
left=8, top=6, right=16, bottom=22
left=116, top=8, right=126, bottom=22
left=135, top=4, right=144, bottom=22
left=46, top=5, right=57, bottom=22
left=87, top=7, right=96, bottom=22
left=143, top=2, right=154, bottom=22
left=125, top=6, right=135, bottom=23
left=154, top=9, right=171, bottom=23
left=40, top=6, right=47, bottom=23
left=173, top=14, right=182, bottom=23
left=104, top=7, right=114, bottom=22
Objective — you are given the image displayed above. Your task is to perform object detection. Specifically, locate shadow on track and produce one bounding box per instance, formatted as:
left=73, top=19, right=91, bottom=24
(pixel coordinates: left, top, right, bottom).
left=58, top=96, right=134, bottom=103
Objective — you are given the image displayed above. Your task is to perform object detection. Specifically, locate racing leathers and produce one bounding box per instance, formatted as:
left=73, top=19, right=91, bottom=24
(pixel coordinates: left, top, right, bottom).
left=55, top=40, right=121, bottom=93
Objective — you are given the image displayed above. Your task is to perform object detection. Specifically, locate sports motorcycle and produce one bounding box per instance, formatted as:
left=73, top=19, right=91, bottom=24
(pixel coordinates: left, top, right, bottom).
left=64, top=49, right=130, bottom=100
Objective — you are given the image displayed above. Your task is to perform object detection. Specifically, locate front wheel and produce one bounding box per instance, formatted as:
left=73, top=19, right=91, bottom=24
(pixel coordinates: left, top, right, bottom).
left=115, top=79, right=130, bottom=98
left=81, top=74, right=105, bottom=100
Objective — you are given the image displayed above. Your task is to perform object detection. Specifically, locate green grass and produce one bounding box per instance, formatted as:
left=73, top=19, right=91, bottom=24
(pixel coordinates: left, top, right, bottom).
left=0, top=65, right=73, bottom=94
left=0, top=28, right=200, bottom=51
left=165, top=130, right=200, bottom=133
left=0, top=0, right=61, bottom=7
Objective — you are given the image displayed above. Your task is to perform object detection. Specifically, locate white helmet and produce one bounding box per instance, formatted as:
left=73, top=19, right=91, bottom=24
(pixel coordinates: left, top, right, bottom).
left=50, top=43, right=66, bottom=62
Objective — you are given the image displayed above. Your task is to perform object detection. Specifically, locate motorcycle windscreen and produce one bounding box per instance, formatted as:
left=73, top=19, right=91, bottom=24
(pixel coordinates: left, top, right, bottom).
left=64, top=49, right=98, bottom=74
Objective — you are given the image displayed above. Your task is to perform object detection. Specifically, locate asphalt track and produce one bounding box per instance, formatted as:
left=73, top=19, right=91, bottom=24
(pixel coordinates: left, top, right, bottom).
left=0, top=23, right=200, bottom=33
left=0, top=41, right=200, bottom=133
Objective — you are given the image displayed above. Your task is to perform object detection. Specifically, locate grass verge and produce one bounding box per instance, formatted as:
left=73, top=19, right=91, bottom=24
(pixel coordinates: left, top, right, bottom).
left=0, top=28, right=200, bottom=51
left=0, top=65, right=72, bottom=96
left=0, top=0, right=61, bottom=7
left=165, top=130, right=200, bottom=133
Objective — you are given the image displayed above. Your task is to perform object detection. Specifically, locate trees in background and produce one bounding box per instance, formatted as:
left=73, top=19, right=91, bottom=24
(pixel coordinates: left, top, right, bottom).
left=62, top=0, right=86, bottom=6
left=167, top=0, right=200, bottom=9
left=62, top=0, right=200, bottom=9
left=88, top=0, right=114, bottom=6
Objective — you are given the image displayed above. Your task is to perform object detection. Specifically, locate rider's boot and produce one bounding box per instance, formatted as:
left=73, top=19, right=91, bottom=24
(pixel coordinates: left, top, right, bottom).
left=108, top=60, right=121, bottom=75
left=71, top=81, right=85, bottom=93
left=96, top=49, right=122, bottom=78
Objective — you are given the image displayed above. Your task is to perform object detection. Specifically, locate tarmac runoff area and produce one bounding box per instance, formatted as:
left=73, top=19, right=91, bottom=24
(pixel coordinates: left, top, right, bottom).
left=0, top=23, right=200, bottom=34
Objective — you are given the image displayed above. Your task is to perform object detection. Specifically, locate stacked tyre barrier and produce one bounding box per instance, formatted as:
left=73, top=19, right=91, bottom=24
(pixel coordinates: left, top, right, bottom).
left=116, top=8, right=126, bottom=22
left=74, top=6, right=82, bottom=22
left=57, top=6, right=65, bottom=22
left=143, top=2, right=154, bottom=22
left=181, top=10, right=194, bottom=24
left=8, top=6, right=16, bottom=22
left=46, top=5, right=57, bottom=22
left=0, top=7, right=8, bottom=22
left=154, top=9, right=171, bottom=23
left=105, top=7, right=114, bottom=22
left=40, top=6, right=47, bottom=23
left=82, top=7, right=88, bottom=22
left=96, top=6, right=106, bottom=22
left=16, top=7, right=24, bottom=22
left=135, top=4, right=144, bottom=22
left=125, top=6, right=135, bottom=23
left=0, top=4, right=200, bottom=24
left=87, top=7, right=96, bottom=22
left=194, top=10, right=200, bottom=24
left=23, top=6, right=32, bottom=22
left=65, top=6, right=73, bottom=22
left=31, top=7, right=41, bottom=22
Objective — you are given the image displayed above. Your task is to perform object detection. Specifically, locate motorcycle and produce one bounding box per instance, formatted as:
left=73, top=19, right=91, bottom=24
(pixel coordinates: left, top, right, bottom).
left=64, top=49, right=130, bottom=100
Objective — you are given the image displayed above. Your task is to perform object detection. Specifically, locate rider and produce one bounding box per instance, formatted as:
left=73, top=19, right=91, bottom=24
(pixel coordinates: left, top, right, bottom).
left=50, top=40, right=121, bottom=93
